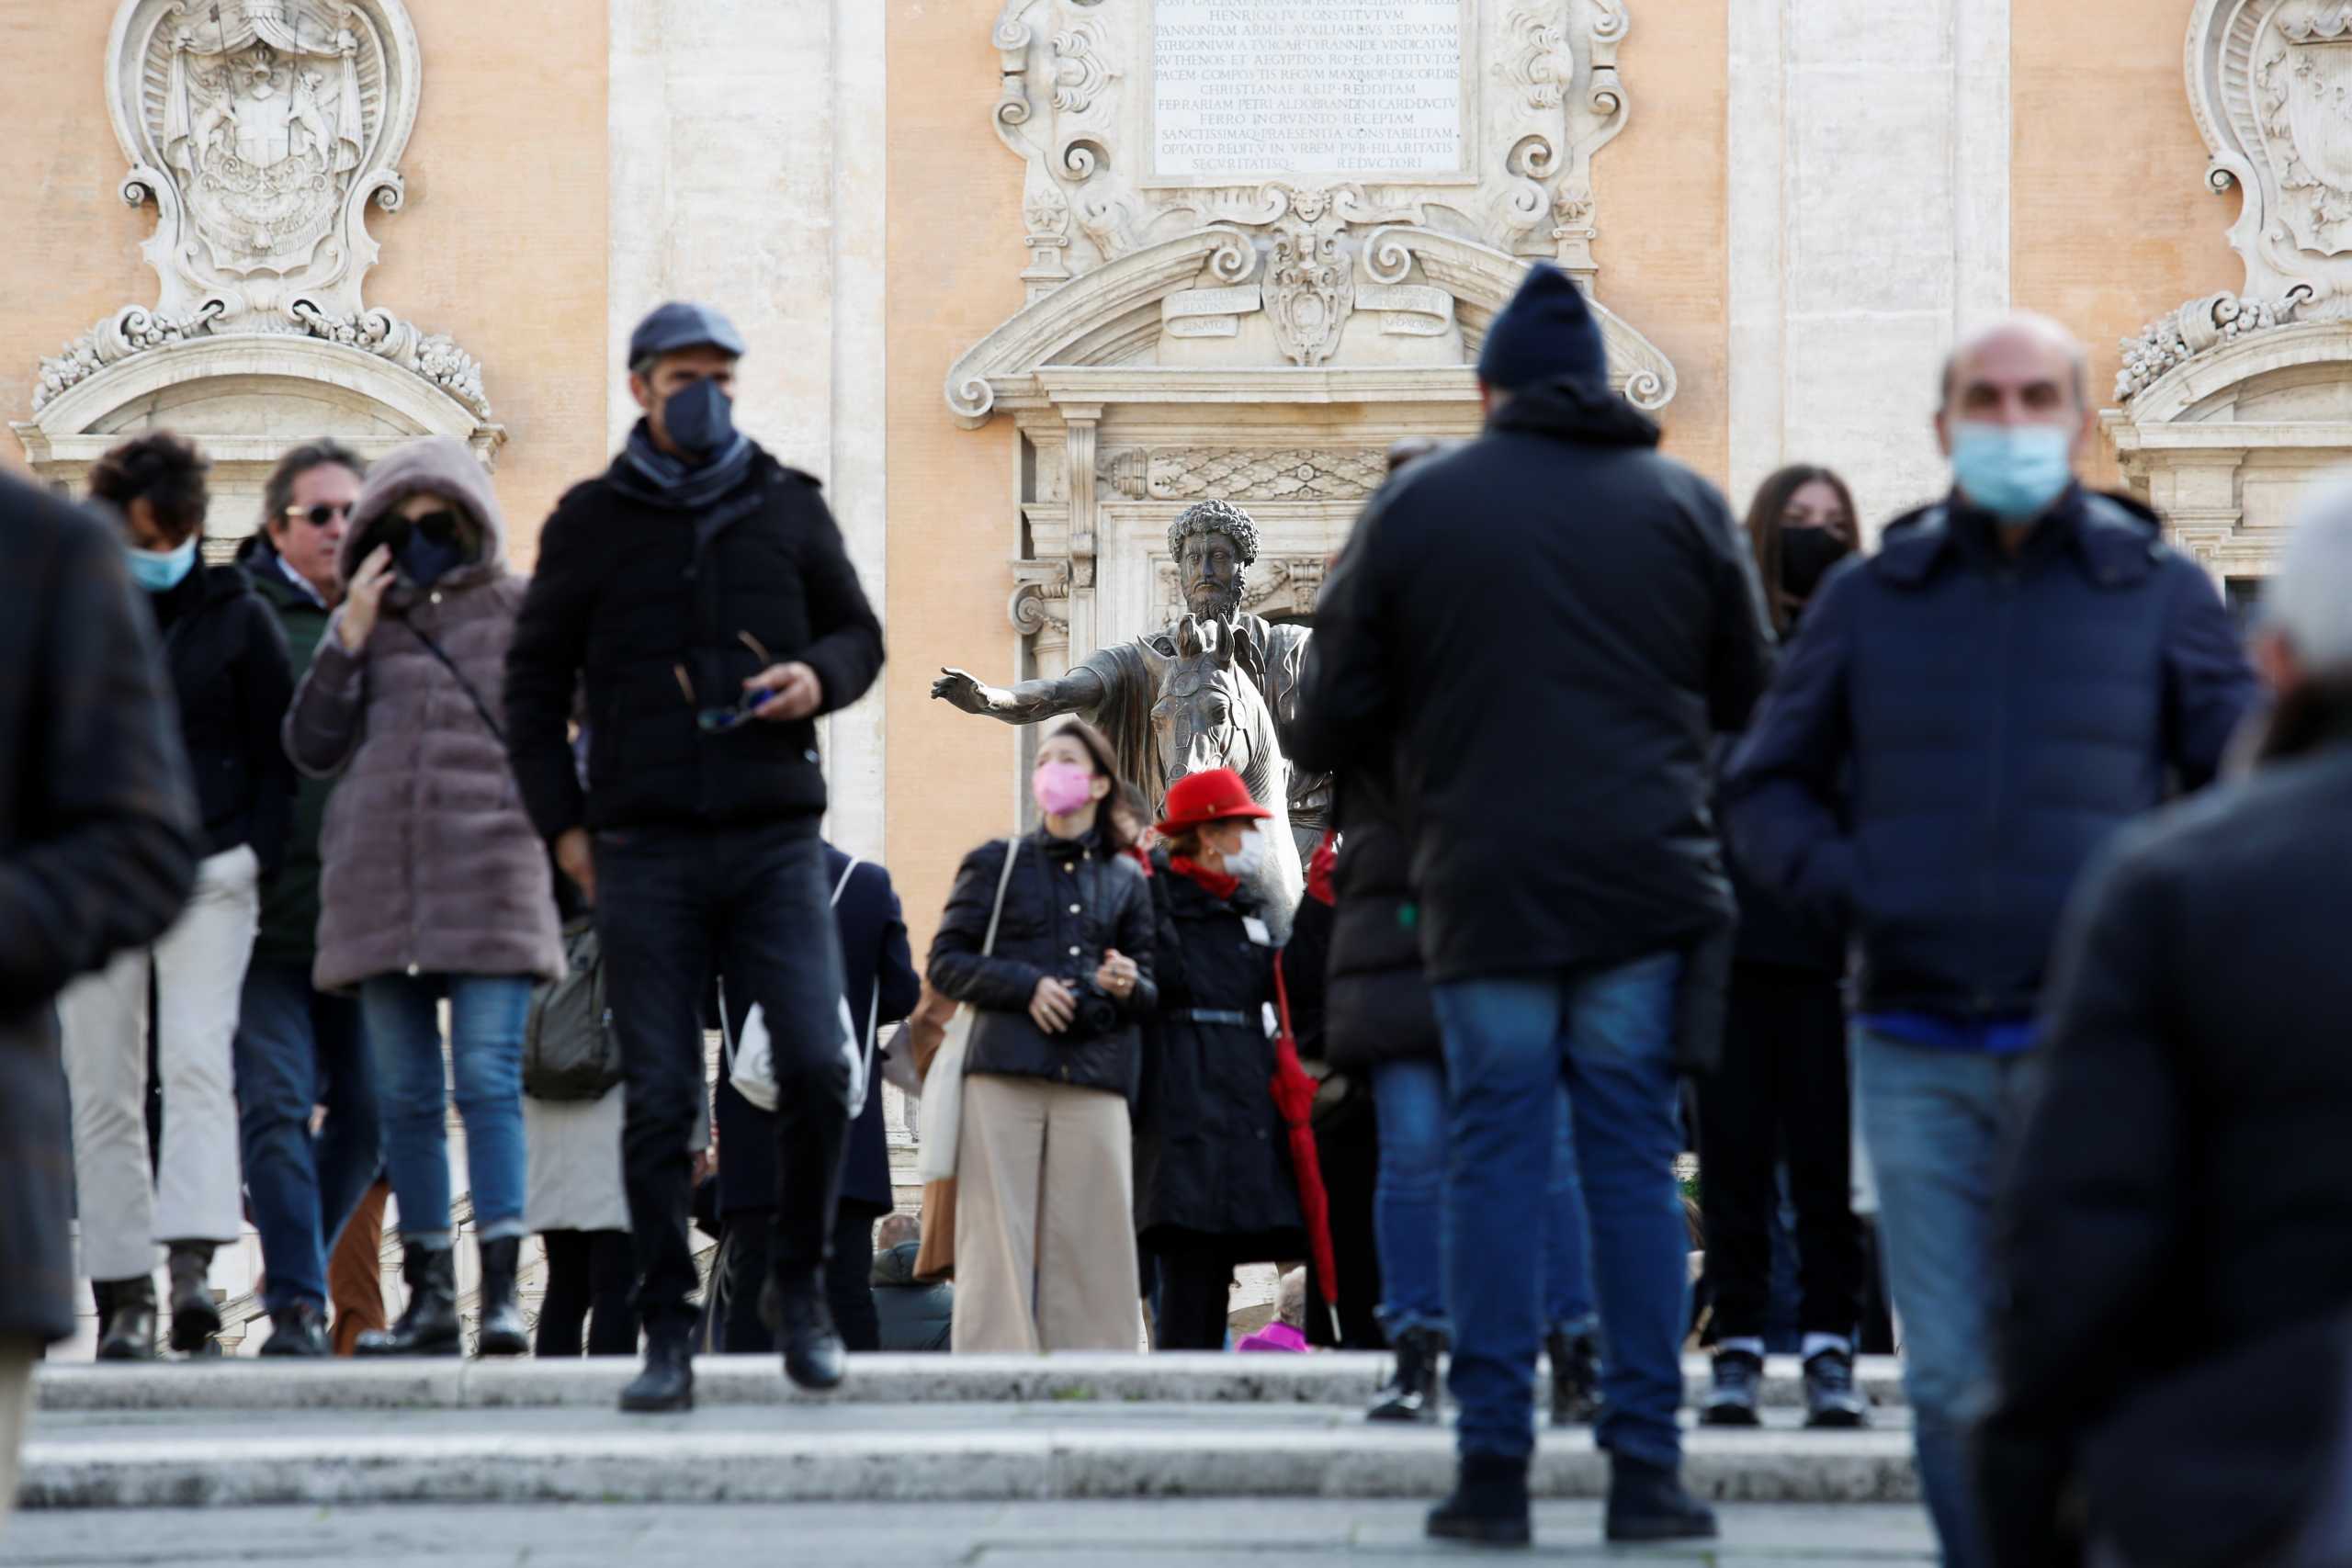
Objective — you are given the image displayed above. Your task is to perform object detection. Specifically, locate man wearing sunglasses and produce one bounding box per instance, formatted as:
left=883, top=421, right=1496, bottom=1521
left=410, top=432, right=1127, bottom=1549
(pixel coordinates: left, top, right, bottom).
left=505, top=301, right=886, bottom=1415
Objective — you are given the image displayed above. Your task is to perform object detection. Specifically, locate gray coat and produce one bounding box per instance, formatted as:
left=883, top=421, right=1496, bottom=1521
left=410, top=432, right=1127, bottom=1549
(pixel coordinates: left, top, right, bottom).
left=0, top=475, right=199, bottom=1341
left=286, top=436, right=562, bottom=992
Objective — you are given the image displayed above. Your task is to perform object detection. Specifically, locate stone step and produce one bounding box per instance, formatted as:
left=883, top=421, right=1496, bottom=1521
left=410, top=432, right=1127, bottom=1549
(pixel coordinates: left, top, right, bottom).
left=19, top=1402, right=1919, bottom=1511
left=33, top=1351, right=1909, bottom=1414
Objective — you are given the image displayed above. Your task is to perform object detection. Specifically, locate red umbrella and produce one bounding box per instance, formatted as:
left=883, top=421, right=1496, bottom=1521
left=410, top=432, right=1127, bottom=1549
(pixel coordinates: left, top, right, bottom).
left=1269, top=954, right=1341, bottom=1342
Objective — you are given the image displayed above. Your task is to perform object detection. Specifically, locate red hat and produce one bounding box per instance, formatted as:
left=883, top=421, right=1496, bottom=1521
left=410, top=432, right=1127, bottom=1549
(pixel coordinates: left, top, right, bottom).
left=1158, top=767, right=1273, bottom=835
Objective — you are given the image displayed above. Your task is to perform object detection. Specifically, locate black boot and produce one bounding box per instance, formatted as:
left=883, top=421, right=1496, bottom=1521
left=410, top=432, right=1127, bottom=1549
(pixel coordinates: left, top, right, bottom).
left=95, top=1276, right=158, bottom=1361
left=1544, top=1328, right=1602, bottom=1427
left=1605, top=1454, right=1719, bottom=1543
left=619, top=1324, right=695, bottom=1414
left=474, top=1236, right=531, bottom=1358
left=1368, top=1325, right=1444, bottom=1424
left=775, top=1268, right=846, bottom=1393
left=165, top=1243, right=220, bottom=1353
left=258, top=1301, right=331, bottom=1359
left=1426, top=1452, right=1532, bottom=1548
left=355, top=1243, right=461, bottom=1356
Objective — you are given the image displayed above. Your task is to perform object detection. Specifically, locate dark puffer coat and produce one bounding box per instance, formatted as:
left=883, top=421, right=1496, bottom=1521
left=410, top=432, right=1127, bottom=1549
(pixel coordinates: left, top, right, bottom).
left=505, top=441, right=886, bottom=840
left=1320, top=766, right=1442, bottom=1072
left=147, top=558, right=295, bottom=871
left=286, top=436, right=564, bottom=993
left=1724, top=488, right=2257, bottom=1021
left=928, top=828, right=1158, bottom=1096
left=1133, top=856, right=1305, bottom=1253
left=0, top=475, right=198, bottom=1341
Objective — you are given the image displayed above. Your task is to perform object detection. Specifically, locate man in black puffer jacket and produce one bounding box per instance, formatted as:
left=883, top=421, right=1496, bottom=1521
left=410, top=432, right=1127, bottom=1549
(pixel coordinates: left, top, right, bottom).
left=505, top=302, right=886, bottom=1413
left=1290, top=264, right=1773, bottom=1551
left=1724, top=314, right=2256, bottom=1568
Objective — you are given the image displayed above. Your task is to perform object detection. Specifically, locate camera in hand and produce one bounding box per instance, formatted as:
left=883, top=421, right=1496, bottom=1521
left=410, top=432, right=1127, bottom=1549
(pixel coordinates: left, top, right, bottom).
left=1061, top=976, right=1124, bottom=1042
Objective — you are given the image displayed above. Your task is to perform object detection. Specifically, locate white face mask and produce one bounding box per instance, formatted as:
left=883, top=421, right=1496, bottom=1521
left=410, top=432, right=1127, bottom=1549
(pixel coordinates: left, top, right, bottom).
left=1222, top=827, right=1268, bottom=882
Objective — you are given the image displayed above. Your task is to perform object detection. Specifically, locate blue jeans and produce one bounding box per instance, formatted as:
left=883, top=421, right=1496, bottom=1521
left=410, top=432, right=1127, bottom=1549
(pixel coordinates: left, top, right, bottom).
left=232, top=959, right=380, bottom=1314
left=1369, top=1059, right=1594, bottom=1339
left=1853, top=1029, right=2044, bottom=1568
left=359, top=973, right=533, bottom=1247
left=1432, top=952, right=1687, bottom=1469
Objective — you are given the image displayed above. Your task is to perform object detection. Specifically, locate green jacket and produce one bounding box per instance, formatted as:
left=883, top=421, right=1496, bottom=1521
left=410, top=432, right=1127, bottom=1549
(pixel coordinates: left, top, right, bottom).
left=236, top=534, right=337, bottom=964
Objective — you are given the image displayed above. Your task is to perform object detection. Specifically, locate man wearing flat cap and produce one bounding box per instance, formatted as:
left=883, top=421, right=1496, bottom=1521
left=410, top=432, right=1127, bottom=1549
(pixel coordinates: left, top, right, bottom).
left=505, top=301, right=886, bottom=1412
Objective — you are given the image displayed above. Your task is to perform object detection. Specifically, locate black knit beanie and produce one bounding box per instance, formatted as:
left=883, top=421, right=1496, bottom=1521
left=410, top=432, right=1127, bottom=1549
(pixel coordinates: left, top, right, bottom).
left=1476, top=263, right=1611, bottom=394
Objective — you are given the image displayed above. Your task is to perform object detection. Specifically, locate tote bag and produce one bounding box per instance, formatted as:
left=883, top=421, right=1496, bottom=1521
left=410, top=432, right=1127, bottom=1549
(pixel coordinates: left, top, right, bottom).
left=913, top=840, right=1020, bottom=1183
left=721, top=858, right=869, bottom=1116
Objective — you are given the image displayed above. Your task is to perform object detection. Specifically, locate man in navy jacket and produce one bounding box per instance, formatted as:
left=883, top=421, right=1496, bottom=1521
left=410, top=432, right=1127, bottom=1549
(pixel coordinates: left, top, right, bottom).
left=1724, top=314, right=2256, bottom=1567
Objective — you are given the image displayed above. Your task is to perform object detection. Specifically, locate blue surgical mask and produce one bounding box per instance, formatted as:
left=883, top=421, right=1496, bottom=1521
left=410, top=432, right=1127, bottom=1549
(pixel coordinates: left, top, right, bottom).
left=1950, top=423, right=2075, bottom=522
left=125, top=536, right=199, bottom=593
left=396, top=532, right=467, bottom=589
left=662, top=378, right=736, bottom=460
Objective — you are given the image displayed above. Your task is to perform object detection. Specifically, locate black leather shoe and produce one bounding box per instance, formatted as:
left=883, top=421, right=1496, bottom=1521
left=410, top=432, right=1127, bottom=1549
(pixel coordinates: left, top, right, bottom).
left=1803, top=1347, right=1871, bottom=1428
left=165, top=1243, right=221, bottom=1354
left=619, top=1327, right=695, bottom=1414
left=1700, top=1348, right=1764, bottom=1427
left=775, top=1270, right=847, bottom=1393
left=1606, top=1455, right=1719, bottom=1543
left=474, top=1236, right=531, bottom=1358
left=1426, top=1452, right=1532, bottom=1547
left=258, top=1301, right=332, bottom=1358
left=1368, top=1325, right=1444, bottom=1424
left=356, top=1244, right=461, bottom=1357
left=1544, top=1327, right=1602, bottom=1427
left=95, top=1277, right=159, bottom=1361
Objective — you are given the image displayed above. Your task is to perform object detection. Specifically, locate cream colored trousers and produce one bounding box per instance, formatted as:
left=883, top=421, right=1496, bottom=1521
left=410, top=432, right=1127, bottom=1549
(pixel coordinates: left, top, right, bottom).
left=952, top=1073, right=1142, bottom=1353
left=59, top=845, right=257, bottom=1281
left=0, top=1333, right=35, bottom=1535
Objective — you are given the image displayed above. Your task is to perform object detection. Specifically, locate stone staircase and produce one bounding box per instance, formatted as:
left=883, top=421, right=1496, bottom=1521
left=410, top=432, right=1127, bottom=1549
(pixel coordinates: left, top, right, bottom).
left=21, top=1354, right=1921, bottom=1512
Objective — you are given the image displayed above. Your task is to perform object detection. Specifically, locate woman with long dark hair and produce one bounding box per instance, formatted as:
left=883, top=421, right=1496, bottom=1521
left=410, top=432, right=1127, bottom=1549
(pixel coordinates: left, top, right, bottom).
left=929, top=719, right=1158, bottom=1352
left=1698, top=463, right=1869, bottom=1427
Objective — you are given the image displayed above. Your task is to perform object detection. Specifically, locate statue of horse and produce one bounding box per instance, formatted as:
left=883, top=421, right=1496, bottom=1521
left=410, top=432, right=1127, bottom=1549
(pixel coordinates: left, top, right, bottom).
left=1150, top=615, right=1305, bottom=926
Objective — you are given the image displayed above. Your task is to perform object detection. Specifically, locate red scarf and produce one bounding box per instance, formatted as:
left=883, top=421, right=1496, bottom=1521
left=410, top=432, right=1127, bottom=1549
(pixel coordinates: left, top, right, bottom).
left=1305, top=832, right=1338, bottom=908
left=1168, top=855, right=1239, bottom=900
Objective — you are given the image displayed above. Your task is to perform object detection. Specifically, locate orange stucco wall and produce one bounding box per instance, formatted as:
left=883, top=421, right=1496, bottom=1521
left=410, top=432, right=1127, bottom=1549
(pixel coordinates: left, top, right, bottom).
left=2013, top=0, right=2240, bottom=488
left=0, top=2, right=608, bottom=558
left=883, top=0, right=1032, bottom=941
left=1600, top=1, right=1731, bottom=488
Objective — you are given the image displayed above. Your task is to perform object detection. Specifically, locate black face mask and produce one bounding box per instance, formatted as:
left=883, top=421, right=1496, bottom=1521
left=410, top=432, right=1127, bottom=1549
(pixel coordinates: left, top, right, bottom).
left=662, top=378, right=736, bottom=461
left=1780, top=525, right=1854, bottom=603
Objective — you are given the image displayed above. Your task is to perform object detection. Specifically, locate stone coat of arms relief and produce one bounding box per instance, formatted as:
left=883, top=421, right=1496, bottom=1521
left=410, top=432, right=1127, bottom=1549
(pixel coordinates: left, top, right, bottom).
left=28, top=0, right=488, bottom=423
left=2107, top=0, right=2352, bottom=581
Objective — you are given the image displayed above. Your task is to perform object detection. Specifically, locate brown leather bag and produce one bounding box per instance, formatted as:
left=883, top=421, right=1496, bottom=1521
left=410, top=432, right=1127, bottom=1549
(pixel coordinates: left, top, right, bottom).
left=905, top=981, right=963, bottom=1282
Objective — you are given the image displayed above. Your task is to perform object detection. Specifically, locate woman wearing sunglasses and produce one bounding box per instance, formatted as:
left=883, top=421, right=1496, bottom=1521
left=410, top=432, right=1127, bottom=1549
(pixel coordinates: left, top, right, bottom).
left=286, top=434, right=563, bottom=1357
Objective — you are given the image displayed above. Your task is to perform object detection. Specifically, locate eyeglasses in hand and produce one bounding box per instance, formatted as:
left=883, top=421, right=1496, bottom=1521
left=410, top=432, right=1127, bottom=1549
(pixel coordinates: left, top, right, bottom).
left=676, top=631, right=777, bottom=737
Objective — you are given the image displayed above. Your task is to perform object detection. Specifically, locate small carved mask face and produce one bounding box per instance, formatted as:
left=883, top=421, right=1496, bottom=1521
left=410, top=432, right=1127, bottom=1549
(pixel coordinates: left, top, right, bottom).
left=1179, top=530, right=1244, bottom=619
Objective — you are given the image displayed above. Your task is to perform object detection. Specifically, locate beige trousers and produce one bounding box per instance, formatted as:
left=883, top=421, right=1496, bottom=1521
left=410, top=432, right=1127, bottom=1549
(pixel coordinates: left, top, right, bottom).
left=0, top=1333, right=35, bottom=1536
left=952, top=1074, right=1141, bottom=1353
left=59, top=845, right=257, bottom=1281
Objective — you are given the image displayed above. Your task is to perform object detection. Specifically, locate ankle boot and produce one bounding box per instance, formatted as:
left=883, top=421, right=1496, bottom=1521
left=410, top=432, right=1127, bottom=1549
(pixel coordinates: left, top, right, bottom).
left=165, top=1243, right=220, bottom=1354
left=1368, top=1325, right=1444, bottom=1424
left=356, top=1243, right=461, bottom=1357
left=620, top=1323, right=695, bottom=1414
left=775, top=1268, right=846, bottom=1393
left=1606, top=1454, right=1719, bottom=1543
left=95, top=1276, right=159, bottom=1361
left=1427, top=1452, right=1532, bottom=1547
left=474, top=1236, right=531, bottom=1358
left=1544, top=1327, right=1602, bottom=1427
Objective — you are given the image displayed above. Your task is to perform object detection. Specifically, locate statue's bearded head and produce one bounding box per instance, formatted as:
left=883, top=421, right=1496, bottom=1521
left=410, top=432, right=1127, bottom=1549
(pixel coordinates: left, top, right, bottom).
left=1169, top=499, right=1259, bottom=623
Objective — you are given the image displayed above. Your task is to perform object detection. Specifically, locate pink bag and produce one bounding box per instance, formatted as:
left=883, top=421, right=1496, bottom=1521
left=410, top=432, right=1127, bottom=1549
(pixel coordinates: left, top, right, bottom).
left=1236, top=1322, right=1310, bottom=1354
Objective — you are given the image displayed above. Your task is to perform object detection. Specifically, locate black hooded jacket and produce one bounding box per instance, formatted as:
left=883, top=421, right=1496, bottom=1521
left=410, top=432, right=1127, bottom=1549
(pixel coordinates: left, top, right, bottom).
left=146, top=559, right=296, bottom=871
left=1287, top=377, right=1774, bottom=984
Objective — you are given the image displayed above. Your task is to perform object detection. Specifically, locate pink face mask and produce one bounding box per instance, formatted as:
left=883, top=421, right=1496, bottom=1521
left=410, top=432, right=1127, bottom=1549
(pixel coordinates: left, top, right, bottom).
left=1032, top=761, right=1097, bottom=818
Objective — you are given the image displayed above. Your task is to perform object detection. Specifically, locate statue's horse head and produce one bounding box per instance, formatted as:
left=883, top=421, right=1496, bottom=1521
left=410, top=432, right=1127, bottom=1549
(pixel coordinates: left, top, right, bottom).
left=1150, top=615, right=1303, bottom=919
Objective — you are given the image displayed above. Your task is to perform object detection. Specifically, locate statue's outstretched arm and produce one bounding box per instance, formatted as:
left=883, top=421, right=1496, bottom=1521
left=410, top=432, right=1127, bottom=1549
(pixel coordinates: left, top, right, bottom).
left=931, top=662, right=1108, bottom=724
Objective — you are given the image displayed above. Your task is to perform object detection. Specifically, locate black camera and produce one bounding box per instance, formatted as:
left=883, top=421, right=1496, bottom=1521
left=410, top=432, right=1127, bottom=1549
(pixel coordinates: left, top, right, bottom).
left=1062, top=977, right=1124, bottom=1042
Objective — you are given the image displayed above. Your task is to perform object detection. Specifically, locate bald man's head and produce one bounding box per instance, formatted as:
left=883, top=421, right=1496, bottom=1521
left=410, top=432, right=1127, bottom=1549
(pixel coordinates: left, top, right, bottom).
left=1934, top=313, right=2099, bottom=525
left=1939, top=314, right=2091, bottom=421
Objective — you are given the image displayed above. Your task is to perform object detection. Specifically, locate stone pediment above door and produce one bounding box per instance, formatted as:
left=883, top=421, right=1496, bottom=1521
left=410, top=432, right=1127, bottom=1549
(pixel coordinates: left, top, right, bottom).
left=948, top=0, right=1675, bottom=426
